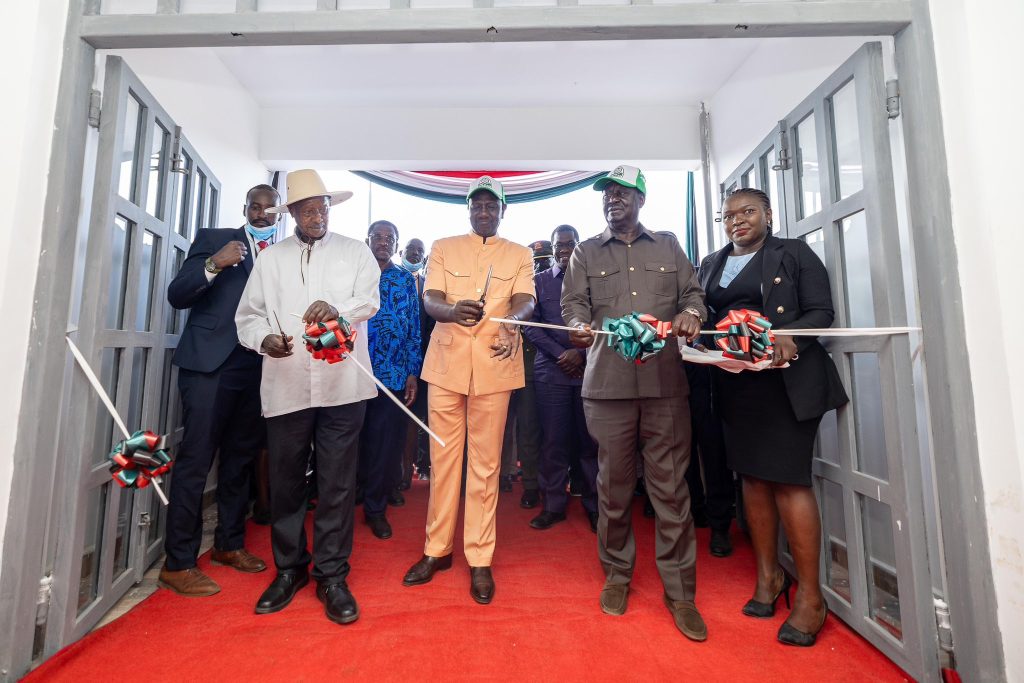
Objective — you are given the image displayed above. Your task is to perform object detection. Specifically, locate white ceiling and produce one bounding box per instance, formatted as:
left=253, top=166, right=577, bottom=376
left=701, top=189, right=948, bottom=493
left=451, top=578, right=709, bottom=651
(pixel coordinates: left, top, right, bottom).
left=213, top=38, right=762, bottom=108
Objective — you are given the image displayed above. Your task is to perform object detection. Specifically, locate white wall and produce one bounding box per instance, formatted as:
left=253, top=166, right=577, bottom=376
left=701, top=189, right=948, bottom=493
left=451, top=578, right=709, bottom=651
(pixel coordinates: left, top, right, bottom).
left=0, top=0, right=71, bottom=582
left=928, top=0, right=1024, bottom=678
left=97, top=48, right=270, bottom=222
left=260, top=105, right=700, bottom=170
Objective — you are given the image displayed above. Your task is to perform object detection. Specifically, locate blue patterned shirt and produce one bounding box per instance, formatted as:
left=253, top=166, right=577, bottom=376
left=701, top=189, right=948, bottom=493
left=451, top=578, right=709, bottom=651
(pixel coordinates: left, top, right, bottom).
left=367, top=264, right=422, bottom=391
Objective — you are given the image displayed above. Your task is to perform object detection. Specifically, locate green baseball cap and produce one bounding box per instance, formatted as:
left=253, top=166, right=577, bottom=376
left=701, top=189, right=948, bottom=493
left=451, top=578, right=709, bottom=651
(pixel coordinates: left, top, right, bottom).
left=466, top=175, right=506, bottom=204
left=593, top=165, right=647, bottom=195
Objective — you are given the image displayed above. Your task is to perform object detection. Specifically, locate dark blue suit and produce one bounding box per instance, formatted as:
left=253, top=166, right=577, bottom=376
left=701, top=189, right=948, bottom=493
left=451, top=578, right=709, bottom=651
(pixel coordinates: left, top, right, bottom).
left=164, top=226, right=265, bottom=570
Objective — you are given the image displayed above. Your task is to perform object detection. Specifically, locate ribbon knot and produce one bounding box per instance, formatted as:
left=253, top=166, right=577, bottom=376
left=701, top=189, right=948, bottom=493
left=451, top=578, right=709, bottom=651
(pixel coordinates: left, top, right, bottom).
left=108, top=430, right=173, bottom=490
left=713, top=309, right=775, bottom=361
left=603, top=312, right=672, bottom=365
left=302, top=317, right=356, bottom=364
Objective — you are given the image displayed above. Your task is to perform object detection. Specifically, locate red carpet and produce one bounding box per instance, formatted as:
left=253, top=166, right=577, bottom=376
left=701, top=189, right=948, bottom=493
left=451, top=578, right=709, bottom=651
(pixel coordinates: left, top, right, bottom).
left=27, top=482, right=912, bottom=682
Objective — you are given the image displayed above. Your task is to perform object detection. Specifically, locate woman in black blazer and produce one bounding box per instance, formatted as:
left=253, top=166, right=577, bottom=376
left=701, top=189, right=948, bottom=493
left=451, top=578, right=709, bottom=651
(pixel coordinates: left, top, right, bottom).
left=699, top=188, right=848, bottom=647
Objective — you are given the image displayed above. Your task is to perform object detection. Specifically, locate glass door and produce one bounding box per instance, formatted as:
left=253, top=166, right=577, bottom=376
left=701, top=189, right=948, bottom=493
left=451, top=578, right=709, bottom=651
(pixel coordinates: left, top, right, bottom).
left=47, top=56, right=221, bottom=647
left=720, top=42, right=939, bottom=682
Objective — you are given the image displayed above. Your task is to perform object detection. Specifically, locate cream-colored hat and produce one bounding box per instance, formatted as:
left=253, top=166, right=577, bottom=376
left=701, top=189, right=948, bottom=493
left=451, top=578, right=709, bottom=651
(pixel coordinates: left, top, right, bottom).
left=266, top=169, right=354, bottom=214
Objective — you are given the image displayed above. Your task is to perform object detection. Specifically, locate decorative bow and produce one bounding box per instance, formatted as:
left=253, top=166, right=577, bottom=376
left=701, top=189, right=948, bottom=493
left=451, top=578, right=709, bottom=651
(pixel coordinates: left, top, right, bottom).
left=302, top=317, right=356, bottom=364
left=603, top=312, right=673, bottom=365
left=713, top=309, right=775, bottom=361
left=108, top=430, right=173, bottom=490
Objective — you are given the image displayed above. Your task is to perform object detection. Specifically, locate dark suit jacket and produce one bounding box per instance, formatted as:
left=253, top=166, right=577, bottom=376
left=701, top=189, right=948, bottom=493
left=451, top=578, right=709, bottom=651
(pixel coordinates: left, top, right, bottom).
left=699, top=235, right=848, bottom=421
left=168, top=226, right=255, bottom=374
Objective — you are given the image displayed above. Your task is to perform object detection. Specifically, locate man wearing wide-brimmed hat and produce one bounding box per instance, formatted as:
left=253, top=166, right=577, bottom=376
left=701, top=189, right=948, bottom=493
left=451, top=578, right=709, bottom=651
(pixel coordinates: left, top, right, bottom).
left=236, top=169, right=380, bottom=626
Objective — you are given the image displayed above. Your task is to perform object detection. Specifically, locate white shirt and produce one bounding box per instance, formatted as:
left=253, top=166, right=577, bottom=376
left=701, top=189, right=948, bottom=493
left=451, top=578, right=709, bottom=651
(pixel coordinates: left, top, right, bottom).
left=235, top=231, right=381, bottom=418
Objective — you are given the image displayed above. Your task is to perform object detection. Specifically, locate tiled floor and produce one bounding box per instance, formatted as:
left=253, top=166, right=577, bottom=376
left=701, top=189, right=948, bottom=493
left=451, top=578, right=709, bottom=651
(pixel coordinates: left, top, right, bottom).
left=93, top=505, right=220, bottom=630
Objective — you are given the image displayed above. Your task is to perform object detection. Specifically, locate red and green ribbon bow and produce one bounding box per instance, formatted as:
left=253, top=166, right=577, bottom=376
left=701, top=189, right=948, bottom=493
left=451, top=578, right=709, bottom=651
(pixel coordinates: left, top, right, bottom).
left=108, top=430, right=172, bottom=490
left=302, top=317, right=356, bottom=364
left=603, top=312, right=673, bottom=365
left=713, top=309, right=775, bottom=361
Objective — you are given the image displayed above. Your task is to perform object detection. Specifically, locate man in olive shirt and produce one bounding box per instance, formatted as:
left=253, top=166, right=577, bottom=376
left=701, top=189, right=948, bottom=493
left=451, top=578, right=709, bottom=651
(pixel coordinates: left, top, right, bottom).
left=562, top=165, right=709, bottom=641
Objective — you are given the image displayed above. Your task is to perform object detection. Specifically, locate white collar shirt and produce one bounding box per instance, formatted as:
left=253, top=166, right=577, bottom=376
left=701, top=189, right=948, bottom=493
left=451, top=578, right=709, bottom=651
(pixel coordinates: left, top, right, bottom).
left=235, top=231, right=381, bottom=418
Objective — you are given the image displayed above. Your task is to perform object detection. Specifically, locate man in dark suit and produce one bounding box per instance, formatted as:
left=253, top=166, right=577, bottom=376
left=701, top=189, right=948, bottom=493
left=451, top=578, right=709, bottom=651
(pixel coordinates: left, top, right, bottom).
left=159, top=184, right=280, bottom=597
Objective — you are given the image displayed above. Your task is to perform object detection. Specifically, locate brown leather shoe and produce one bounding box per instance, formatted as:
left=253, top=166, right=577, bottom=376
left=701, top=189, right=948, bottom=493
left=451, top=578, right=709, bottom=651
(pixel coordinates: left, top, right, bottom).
left=664, top=594, right=708, bottom=642
left=600, top=581, right=629, bottom=616
left=469, top=567, right=494, bottom=604
left=210, top=548, right=267, bottom=573
left=402, top=554, right=453, bottom=586
left=158, top=567, right=221, bottom=597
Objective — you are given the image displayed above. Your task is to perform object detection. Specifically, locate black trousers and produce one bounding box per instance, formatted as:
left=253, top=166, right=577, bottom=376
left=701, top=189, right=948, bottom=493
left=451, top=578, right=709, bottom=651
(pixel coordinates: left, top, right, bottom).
left=684, top=364, right=735, bottom=533
left=266, top=402, right=366, bottom=583
left=164, top=346, right=264, bottom=571
left=535, top=382, right=598, bottom=514
left=358, top=393, right=406, bottom=518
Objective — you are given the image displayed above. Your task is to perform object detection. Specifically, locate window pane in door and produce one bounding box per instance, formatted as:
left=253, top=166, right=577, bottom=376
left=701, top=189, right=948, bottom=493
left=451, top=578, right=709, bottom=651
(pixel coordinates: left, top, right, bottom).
left=820, top=478, right=851, bottom=603
left=831, top=79, right=864, bottom=200
left=145, top=121, right=170, bottom=219
left=176, top=154, right=193, bottom=238
left=159, top=349, right=177, bottom=434
left=106, top=217, right=132, bottom=330
left=815, top=406, right=840, bottom=466
left=795, top=114, right=822, bottom=219
left=741, top=166, right=756, bottom=190
left=851, top=353, right=889, bottom=481
left=208, top=185, right=219, bottom=228
left=803, top=228, right=826, bottom=265
left=91, top=348, right=122, bottom=466
left=762, top=147, right=779, bottom=209
left=840, top=211, right=876, bottom=327
left=136, top=231, right=159, bottom=332
left=112, top=488, right=133, bottom=580
left=860, top=495, right=903, bottom=640
left=77, top=484, right=109, bottom=614
left=166, top=247, right=186, bottom=334
left=126, top=348, right=149, bottom=433
left=192, top=170, right=207, bottom=233
left=118, top=95, right=143, bottom=202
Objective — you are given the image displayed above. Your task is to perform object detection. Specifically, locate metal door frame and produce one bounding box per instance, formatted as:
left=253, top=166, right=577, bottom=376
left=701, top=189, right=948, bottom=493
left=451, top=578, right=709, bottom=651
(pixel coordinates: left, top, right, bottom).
left=0, top=1, right=1004, bottom=680
left=719, top=42, right=938, bottom=681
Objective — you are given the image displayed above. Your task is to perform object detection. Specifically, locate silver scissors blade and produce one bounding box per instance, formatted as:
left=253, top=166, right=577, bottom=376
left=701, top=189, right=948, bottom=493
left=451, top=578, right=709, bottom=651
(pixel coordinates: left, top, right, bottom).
left=479, top=265, right=493, bottom=303
left=273, top=311, right=286, bottom=337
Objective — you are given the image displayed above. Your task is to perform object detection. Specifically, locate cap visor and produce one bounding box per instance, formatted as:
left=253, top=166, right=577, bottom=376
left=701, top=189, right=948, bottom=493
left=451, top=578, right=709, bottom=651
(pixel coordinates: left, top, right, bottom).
left=592, top=177, right=636, bottom=192
left=467, top=188, right=504, bottom=203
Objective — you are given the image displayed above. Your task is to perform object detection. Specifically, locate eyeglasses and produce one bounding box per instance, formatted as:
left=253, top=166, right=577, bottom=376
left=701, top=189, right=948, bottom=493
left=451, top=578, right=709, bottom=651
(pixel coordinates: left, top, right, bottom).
left=369, top=234, right=397, bottom=246
left=718, top=208, right=759, bottom=225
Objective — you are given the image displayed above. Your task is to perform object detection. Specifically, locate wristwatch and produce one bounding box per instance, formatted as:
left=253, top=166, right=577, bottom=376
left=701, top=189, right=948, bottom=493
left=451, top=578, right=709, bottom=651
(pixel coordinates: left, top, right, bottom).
left=204, top=257, right=222, bottom=274
left=682, top=307, right=705, bottom=323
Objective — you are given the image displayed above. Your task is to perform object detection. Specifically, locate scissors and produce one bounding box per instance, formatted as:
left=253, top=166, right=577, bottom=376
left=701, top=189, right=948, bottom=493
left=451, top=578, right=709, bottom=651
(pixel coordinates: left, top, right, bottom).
left=479, top=265, right=493, bottom=307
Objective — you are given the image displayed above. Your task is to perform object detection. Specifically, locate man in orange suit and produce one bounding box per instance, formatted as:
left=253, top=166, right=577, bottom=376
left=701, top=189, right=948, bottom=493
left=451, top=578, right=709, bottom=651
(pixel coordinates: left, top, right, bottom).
left=402, top=176, right=535, bottom=604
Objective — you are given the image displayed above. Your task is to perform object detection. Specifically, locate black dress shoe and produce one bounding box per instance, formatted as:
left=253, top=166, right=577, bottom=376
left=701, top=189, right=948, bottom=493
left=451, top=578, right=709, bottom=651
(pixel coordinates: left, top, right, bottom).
left=255, top=570, right=309, bottom=614
left=520, top=489, right=540, bottom=509
left=317, top=581, right=359, bottom=625
left=402, top=554, right=454, bottom=586
left=742, top=569, right=792, bottom=618
left=709, top=529, right=733, bottom=557
left=366, top=515, right=393, bottom=540
left=778, top=606, right=828, bottom=646
left=387, top=489, right=406, bottom=507
left=588, top=511, right=599, bottom=533
left=469, top=567, right=494, bottom=604
left=529, top=510, right=567, bottom=530
left=499, top=475, right=513, bottom=493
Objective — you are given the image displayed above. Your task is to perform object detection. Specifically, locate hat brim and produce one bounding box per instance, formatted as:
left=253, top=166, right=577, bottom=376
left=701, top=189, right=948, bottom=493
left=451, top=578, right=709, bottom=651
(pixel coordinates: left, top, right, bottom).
left=266, top=190, right=354, bottom=214
left=592, top=177, right=642, bottom=193
left=466, top=187, right=505, bottom=204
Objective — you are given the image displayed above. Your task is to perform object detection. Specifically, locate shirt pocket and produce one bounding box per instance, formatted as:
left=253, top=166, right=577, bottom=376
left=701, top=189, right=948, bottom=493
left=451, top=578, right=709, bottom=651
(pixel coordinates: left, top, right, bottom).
left=426, top=330, right=454, bottom=374
left=487, top=269, right=516, bottom=301
left=589, top=265, right=622, bottom=301
left=444, top=268, right=471, bottom=298
left=645, top=262, right=678, bottom=298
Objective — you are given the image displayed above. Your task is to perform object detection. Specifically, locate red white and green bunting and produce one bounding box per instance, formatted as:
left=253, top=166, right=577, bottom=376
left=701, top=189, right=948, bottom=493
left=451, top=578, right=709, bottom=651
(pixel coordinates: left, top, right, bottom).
left=353, top=170, right=605, bottom=204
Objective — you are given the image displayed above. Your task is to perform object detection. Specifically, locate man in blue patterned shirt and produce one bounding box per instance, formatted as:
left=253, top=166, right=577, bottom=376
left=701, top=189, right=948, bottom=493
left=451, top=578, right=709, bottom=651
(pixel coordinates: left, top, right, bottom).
left=358, top=220, right=423, bottom=540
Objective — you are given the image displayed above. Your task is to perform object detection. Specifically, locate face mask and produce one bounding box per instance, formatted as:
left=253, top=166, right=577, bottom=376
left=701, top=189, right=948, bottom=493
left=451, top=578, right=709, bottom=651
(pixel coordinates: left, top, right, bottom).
left=246, top=223, right=277, bottom=241
left=401, top=256, right=424, bottom=273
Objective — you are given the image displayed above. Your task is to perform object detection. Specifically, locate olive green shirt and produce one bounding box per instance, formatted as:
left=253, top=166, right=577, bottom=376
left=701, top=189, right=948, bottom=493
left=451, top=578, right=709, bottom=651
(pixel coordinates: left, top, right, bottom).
left=561, top=225, right=706, bottom=400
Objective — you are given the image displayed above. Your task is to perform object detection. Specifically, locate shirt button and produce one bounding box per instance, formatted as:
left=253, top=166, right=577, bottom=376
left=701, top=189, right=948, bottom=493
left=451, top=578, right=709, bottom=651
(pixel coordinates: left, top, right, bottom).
left=629, top=266, right=635, bottom=272
left=632, top=291, right=637, bottom=296
left=476, top=288, right=482, bottom=293
left=777, top=306, right=785, bottom=314
left=627, top=244, right=632, bottom=248
left=774, top=276, right=782, bottom=284
left=600, top=271, right=606, bottom=275
left=660, top=267, right=665, bottom=272
left=455, top=271, right=459, bottom=275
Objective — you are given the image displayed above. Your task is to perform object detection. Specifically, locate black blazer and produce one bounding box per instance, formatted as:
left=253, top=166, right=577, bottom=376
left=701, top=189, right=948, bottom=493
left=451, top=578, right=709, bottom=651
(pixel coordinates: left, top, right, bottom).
left=698, top=235, right=848, bottom=421
left=168, top=226, right=255, bottom=373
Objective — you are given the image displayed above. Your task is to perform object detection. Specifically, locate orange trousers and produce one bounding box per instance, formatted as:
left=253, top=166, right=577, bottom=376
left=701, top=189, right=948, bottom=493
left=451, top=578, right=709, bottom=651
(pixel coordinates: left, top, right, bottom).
left=423, top=384, right=512, bottom=567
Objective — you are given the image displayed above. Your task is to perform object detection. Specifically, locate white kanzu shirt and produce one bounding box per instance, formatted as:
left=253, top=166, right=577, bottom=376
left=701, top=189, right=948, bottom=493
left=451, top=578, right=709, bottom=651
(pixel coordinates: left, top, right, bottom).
left=235, top=231, right=381, bottom=418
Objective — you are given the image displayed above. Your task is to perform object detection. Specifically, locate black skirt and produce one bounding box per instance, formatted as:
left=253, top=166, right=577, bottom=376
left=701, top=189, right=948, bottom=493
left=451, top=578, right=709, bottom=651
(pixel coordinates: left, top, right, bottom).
left=713, top=367, right=821, bottom=487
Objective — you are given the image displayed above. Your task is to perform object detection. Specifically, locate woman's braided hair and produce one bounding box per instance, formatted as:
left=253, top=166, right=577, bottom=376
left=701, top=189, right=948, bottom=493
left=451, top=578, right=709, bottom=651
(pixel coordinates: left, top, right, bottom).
left=726, top=187, right=773, bottom=235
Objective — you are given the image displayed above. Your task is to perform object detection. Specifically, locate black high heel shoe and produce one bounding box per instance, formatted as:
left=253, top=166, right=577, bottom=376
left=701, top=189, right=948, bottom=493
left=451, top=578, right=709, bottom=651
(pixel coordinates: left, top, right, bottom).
left=778, top=605, right=828, bottom=647
left=741, top=569, right=792, bottom=618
